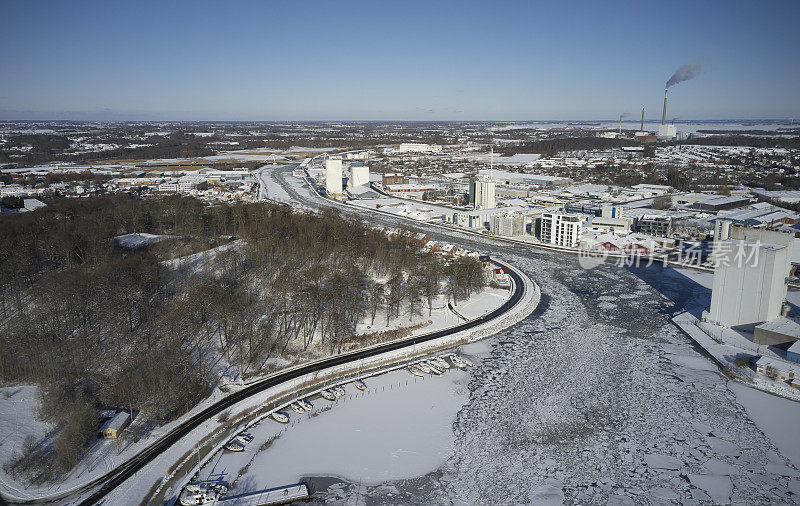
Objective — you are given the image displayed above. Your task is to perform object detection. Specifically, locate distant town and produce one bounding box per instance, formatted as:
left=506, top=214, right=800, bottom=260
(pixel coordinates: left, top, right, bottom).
left=3, top=118, right=800, bottom=504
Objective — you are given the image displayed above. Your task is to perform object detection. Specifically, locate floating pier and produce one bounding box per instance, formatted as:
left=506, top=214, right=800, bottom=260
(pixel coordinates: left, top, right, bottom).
left=217, top=482, right=309, bottom=505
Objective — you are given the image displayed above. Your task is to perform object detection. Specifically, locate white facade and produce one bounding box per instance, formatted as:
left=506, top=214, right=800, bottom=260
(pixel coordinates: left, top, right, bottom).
left=325, top=157, right=343, bottom=195
left=474, top=177, right=496, bottom=210
left=349, top=164, right=370, bottom=188
left=540, top=213, right=582, bottom=248
left=491, top=213, right=525, bottom=237
left=396, top=143, right=443, bottom=153
left=714, top=218, right=733, bottom=242
left=706, top=240, right=788, bottom=327
left=589, top=216, right=632, bottom=235
left=657, top=124, right=677, bottom=140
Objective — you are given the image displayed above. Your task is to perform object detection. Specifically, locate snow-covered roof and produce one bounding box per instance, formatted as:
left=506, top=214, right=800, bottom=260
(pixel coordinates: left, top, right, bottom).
left=23, top=198, right=46, bottom=211
left=755, top=317, right=800, bottom=340
left=100, top=411, right=130, bottom=433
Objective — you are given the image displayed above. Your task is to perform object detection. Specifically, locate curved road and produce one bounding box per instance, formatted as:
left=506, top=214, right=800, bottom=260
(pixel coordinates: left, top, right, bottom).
left=75, top=262, right=524, bottom=506
left=3, top=163, right=530, bottom=506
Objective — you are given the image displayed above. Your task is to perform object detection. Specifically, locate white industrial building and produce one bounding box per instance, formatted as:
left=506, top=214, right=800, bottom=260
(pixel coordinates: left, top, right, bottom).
left=704, top=227, right=795, bottom=328
left=325, top=157, right=343, bottom=195
left=476, top=168, right=571, bottom=187
left=474, top=176, right=496, bottom=210
left=395, top=143, right=443, bottom=154
left=348, top=163, right=370, bottom=188
left=657, top=124, right=677, bottom=141
left=589, top=216, right=633, bottom=235
left=491, top=213, right=526, bottom=237
left=540, top=212, right=582, bottom=248
left=446, top=206, right=525, bottom=230
left=705, top=240, right=788, bottom=328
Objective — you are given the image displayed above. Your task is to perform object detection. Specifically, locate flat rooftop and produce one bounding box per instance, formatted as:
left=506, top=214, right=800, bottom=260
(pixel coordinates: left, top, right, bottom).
left=755, top=317, right=800, bottom=340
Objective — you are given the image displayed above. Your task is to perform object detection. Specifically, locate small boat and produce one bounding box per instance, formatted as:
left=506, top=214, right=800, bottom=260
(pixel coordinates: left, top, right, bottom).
left=407, top=365, right=424, bottom=377
left=210, top=482, right=228, bottom=495
left=462, top=357, right=474, bottom=367
left=290, top=403, right=305, bottom=414
left=448, top=354, right=468, bottom=369
left=298, top=398, right=313, bottom=411
left=180, top=484, right=221, bottom=505
left=272, top=411, right=290, bottom=423
left=434, top=357, right=450, bottom=370
left=333, top=386, right=345, bottom=397
left=225, top=440, right=245, bottom=452
left=355, top=380, right=367, bottom=391
left=180, top=484, right=218, bottom=506
left=425, top=360, right=444, bottom=375
left=320, top=389, right=336, bottom=401
left=416, top=362, right=432, bottom=374
left=235, top=433, right=253, bottom=444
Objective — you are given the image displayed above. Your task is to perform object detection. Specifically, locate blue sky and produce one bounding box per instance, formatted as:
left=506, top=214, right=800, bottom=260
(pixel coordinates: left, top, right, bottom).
left=1, top=0, right=798, bottom=121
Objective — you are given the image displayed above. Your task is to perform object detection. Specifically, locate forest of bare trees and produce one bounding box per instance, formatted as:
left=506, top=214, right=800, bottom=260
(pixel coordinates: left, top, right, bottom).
left=0, top=194, right=484, bottom=481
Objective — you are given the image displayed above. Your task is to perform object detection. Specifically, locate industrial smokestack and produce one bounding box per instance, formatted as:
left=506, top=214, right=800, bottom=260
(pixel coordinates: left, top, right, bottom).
left=641, top=107, right=644, bottom=132
left=661, top=89, right=668, bottom=126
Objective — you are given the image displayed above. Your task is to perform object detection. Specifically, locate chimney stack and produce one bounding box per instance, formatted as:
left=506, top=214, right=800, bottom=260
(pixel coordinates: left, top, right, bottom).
left=641, top=107, right=645, bottom=132
left=661, top=89, right=668, bottom=126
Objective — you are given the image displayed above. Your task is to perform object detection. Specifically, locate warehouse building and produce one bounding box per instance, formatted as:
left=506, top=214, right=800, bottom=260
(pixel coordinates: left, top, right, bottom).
left=692, top=196, right=750, bottom=212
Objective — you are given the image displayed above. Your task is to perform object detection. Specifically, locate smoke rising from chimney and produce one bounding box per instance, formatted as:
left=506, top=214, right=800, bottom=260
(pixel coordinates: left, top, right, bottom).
left=666, top=61, right=702, bottom=88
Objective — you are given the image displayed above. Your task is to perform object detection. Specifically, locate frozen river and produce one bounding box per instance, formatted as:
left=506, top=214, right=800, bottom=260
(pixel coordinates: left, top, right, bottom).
left=214, top=166, right=800, bottom=505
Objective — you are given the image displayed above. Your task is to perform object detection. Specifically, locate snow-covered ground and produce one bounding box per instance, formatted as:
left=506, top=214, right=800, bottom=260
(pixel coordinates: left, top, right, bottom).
left=0, top=386, right=53, bottom=470
left=197, top=362, right=475, bottom=492
left=256, top=164, right=304, bottom=207
left=349, top=197, right=452, bottom=222
left=113, top=233, right=175, bottom=249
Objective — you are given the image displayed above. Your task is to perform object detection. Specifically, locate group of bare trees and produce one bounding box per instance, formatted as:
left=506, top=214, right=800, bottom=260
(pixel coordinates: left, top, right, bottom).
left=0, top=194, right=484, bottom=480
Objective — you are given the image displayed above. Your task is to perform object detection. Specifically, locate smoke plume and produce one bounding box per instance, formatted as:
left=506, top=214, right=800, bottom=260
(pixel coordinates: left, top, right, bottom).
left=620, top=112, right=631, bottom=119
left=666, top=62, right=702, bottom=88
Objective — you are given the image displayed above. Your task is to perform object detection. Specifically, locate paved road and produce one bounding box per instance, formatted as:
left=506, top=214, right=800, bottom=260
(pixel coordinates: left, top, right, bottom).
left=0, top=170, right=528, bottom=506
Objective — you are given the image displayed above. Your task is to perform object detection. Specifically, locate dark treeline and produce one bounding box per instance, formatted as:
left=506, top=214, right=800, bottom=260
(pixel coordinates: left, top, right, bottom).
left=742, top=173, right=800, bottom=190
left=2, top=132, right=216, bottom=166
left=673, top=135, right=800, bottom=149
left=695, top=129, right=794, bottom=136
left=0, top=195, right=483, bottom=481
left=0, top=170, right=116, bottom=188
left=500, top=137, right=638, bottom=156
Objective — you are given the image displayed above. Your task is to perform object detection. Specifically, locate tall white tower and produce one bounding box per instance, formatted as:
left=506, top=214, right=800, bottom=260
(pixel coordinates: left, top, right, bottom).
left=325, top=157, right=343, bottom=195
left=474, top=176, right=496, bottom=210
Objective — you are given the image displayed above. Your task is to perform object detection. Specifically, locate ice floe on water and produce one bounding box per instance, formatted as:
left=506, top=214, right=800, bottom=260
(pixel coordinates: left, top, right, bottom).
left=302, top=253, right=800, bottom=504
